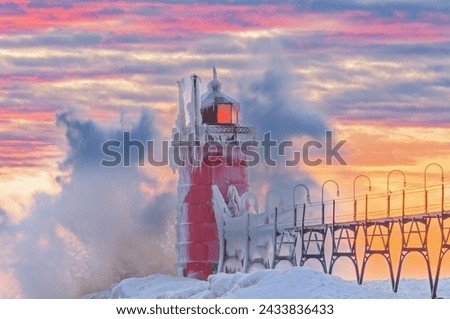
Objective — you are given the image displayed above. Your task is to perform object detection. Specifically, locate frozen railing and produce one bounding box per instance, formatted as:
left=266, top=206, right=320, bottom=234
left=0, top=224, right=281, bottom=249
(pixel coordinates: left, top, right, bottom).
left=212, top=185, right=280, bottom=273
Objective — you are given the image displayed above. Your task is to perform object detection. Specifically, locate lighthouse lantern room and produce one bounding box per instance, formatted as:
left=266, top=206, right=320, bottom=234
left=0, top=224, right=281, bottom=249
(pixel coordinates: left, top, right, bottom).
left=201, top=68, right=240, bottom=126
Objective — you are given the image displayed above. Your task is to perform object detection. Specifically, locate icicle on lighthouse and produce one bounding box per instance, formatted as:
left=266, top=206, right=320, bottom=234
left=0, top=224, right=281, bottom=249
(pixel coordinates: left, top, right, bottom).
left=172, top=68, right=254, bottom=280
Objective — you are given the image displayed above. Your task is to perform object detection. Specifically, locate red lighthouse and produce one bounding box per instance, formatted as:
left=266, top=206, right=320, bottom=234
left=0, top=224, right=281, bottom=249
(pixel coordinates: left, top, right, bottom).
left=173, top=68, right=254, bottom=280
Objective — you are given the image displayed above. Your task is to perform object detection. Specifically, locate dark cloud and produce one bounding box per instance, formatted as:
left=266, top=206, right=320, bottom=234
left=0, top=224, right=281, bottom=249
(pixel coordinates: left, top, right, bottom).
left=27, top=0, right=74, bottom=9
left=126, top=0, right=450, bottom=17
left=10, top=56, right=88, bottom=68
left=0, top=31, right=103, bottom=48
left=82, top=7, right=125, bottom=18
left=293, top=0, right=450, bottom=18
left=56, top=109, right=154, bottom=169
left=356, top=43, right=450, bottom=58
left=239, top=69, right=328, bottom=140
left=0, top=2, right=25, bottom=15
left=102, top=34, right=149, bottom=45
left=332, top=104, right=450, bottom=125
left=129, top=5, right=164, bottom=16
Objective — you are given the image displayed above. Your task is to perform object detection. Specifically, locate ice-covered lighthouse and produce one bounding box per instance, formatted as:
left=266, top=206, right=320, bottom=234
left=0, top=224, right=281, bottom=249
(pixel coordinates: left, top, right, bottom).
left=172, top=68, right=254, bottom=280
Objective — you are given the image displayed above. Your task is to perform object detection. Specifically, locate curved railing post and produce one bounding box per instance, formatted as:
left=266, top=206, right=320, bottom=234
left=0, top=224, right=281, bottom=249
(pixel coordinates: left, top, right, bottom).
left=332, top=199, right=336, bottom=225
left=402, top=189, right=405, bottom=219
left=301, top=203, right=306, bottom=259
left=273, top=207, right=278, bottom=268
left=387, top=194, right=391, bottom=218
left=321, top=202, right=325, bottom=225
left=353, top=175, right=372, bottom=222
left=293, top=183, right=311, bottom=228
left=322, top=180, right=340, bottom=224
left=293, top=184, right=311, bottom=208
left=387, top=169, right=407, bottom=218
left=294, top=206, right=298, bottom=227
left=424, top=163, right=444, bottom=215
left=365, top=194, right=368, bottom=222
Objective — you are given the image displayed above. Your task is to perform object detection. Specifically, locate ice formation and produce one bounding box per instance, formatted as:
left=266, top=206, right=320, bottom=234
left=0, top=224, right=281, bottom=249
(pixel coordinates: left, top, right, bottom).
left=211, top=184, right=296, bottom=273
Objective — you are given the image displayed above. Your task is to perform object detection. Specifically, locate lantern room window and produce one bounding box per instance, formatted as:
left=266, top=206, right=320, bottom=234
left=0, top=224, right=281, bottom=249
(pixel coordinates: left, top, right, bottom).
left=217, top=103, right=238, bottom=124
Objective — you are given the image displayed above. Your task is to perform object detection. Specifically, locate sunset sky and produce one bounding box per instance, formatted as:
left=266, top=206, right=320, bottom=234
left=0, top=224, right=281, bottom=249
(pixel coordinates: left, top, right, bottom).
left=1, top=0, right=450, bottom=297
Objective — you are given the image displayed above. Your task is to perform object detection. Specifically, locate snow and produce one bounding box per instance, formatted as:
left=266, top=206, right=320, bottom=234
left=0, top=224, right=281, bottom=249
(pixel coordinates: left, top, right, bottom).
left=99, top=275, right=208, bottom=299
left=85, top=267, right=450, bottom=299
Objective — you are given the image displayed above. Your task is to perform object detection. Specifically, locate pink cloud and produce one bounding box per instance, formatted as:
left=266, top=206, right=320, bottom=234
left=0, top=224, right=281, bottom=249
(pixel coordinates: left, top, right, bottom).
left=1, top=2, right=448, bottom=46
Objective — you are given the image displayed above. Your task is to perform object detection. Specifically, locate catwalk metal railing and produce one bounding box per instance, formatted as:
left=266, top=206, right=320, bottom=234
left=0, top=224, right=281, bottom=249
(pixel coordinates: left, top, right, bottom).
left=268, top=183, right=450, bottom=298
left=214, top=163, right=450, bottom=298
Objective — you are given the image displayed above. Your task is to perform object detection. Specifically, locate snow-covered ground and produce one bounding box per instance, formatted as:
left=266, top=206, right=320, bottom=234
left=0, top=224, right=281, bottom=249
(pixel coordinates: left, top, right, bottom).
left=85, top=267, right=450, bottom=299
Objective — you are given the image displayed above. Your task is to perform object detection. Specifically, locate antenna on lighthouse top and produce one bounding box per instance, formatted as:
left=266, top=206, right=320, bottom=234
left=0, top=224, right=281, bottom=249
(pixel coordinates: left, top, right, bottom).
left=208, top=66, right=222, bottom=92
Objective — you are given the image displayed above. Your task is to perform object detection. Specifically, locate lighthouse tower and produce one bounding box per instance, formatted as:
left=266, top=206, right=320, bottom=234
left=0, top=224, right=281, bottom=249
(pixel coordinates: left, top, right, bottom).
left=173, top=68, right=254, bottom=280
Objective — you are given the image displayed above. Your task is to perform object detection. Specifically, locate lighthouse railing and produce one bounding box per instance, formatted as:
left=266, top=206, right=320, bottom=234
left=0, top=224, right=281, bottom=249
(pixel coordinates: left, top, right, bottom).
left=204, top=125, right=256, bottom=142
